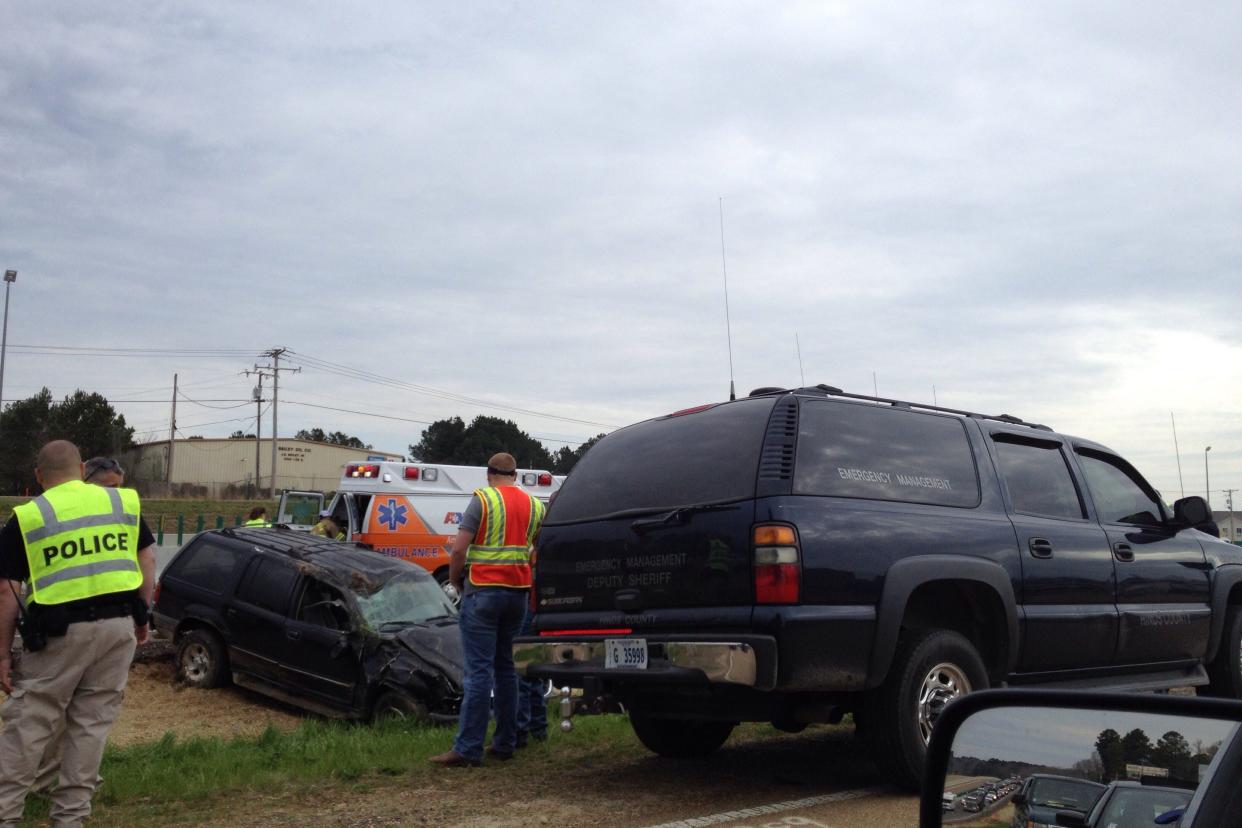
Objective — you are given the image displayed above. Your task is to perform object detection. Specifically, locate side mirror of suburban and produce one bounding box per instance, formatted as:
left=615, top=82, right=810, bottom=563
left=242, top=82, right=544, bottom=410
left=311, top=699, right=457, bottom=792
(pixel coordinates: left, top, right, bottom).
left=1173, top=496, right=1218, bottom=535
left=919, top=689, right=1242, bottom=827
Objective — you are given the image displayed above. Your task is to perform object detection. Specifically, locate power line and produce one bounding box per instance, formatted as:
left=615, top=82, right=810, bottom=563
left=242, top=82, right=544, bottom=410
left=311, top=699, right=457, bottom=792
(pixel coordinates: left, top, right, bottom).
left=283, top=399, right=590, bottom=446
left=285, top=350, right=619, bottom=430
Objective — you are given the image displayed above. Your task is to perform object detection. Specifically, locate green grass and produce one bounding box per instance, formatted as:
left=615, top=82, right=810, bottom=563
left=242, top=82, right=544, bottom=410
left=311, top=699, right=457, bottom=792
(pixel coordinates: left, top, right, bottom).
left=20, top=712, right=641, bottom=826
left=0, top=497, right=277, bottom=527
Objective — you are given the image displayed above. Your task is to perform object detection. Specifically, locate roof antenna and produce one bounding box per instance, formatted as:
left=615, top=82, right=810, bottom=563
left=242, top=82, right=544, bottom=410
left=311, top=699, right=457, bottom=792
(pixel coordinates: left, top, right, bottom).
left=719, top=197, right=736, bottom=401
left=795, top=333, right=806, bottom=386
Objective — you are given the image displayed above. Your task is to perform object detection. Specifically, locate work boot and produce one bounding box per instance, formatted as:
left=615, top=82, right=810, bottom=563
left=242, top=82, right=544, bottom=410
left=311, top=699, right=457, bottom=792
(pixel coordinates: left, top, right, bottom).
left=485, top=745, right=514, bottom=761
left=428, top=750, right=480, bottom=767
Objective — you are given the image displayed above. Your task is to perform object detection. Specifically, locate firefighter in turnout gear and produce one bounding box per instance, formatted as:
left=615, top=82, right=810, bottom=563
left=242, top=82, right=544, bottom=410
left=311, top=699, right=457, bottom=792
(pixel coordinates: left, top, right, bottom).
left=429, top=452, right=546, bottom=767
left=0, top=441, right=157, bottom=827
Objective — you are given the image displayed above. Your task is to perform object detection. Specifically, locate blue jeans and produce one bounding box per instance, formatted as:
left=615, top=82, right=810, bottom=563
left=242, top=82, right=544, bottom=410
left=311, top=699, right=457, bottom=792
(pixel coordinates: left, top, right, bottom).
left=452, top=588, right=527, bottom=761
left=516, top=607, right=548, bottom=741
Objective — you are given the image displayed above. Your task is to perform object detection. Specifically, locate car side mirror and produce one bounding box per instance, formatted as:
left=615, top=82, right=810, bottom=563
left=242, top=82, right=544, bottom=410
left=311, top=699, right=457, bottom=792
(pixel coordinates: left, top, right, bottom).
left=919, top=689, right=1242, bottom=827
left=1173, top=496, right=1219, bottom=535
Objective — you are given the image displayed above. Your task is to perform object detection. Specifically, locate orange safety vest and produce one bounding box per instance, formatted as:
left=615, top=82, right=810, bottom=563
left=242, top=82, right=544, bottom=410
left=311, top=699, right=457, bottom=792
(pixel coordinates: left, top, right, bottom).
left=465, top=485, right=546, bottom=589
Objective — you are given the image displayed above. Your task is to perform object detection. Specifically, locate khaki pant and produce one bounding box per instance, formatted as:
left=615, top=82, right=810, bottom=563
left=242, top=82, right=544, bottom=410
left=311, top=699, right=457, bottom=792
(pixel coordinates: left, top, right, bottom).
left=0, top=617, right=135, bottom=828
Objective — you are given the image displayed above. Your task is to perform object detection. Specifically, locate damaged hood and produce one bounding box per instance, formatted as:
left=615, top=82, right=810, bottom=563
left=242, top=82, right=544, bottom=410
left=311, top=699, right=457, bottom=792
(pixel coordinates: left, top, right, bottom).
left=388, top=620, right=464, bottom=689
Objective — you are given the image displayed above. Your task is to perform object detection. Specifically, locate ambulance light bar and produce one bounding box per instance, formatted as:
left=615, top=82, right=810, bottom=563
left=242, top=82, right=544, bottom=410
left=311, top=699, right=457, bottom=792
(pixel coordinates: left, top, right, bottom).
left=404, top=467, right=419, bottom=480
left=346, top=464, right=382, bottom=478
left=402, top=466, right=439, bottom=482
left=521, top=472, right=555, bottom=487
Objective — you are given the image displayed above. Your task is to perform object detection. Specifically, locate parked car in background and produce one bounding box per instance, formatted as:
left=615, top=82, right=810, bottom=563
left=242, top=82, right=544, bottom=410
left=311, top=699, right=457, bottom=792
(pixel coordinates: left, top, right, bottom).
left=1069, top=781, right=1192, bottom=828
left=1011, top=774, right=1108, bottom=828
left=153, top=527, right=463, bottom=721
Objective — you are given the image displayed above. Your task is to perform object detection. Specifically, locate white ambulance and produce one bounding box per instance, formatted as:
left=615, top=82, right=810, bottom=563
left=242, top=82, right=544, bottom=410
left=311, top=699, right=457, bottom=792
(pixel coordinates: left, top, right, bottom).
left=277, top=461, right=561, bottom=601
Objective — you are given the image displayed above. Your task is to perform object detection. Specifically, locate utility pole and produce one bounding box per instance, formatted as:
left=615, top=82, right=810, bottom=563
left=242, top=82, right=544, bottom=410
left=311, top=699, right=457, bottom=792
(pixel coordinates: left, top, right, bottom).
left=167, top=373, right=178, bottom=485
left=0, top=269, right=17, bottom=440
left=1225, top=489, right=1237, bottom=544
left=259, top=348, right=298, bottom=498
left=244, top=366, right=271, bottom=497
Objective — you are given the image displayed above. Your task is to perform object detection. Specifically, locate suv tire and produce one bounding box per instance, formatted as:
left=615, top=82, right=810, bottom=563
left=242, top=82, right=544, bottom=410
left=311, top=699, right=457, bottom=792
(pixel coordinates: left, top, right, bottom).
left=629, top=710, right=734, bottom=758
left=372, top=690, right=429, bottom=723
left=1205, top=606, right=1242, bottom=698
left=176, top=628, right=229, bottom=689
left=864, top=628, right=988, bottom=791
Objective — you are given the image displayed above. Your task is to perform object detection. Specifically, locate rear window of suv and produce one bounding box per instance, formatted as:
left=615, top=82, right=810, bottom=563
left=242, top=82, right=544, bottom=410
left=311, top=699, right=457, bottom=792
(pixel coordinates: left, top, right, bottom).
left=794, top=401, right=980, bottom=507
left=547, top=397, right=776, bottom=523
left=163, top=539, right=241, bottom=594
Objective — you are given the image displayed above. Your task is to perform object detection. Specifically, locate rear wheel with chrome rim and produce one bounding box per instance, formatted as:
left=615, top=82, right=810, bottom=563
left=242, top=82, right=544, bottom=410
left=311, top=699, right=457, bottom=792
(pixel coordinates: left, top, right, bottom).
left=863, top=628, right=988, bottom=791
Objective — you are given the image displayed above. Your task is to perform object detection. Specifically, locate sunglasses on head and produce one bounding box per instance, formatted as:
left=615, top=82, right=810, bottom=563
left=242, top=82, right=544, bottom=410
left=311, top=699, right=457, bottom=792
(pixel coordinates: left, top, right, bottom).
left=486, top=466, right=517, bottom=477
left=85, top=459, right=124, bottom=481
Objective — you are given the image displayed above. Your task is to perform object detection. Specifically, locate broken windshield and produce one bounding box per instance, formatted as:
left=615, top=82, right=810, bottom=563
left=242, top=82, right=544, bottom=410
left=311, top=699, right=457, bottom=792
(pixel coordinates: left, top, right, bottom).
left=353, top=572, right=456, bottom=630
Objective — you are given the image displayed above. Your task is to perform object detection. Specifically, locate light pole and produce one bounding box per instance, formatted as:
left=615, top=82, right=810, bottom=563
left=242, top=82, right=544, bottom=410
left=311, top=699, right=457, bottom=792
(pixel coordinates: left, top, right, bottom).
left=0, top=269, right=17, bottom=433
left=1204, top=446, right=1212, bottom=509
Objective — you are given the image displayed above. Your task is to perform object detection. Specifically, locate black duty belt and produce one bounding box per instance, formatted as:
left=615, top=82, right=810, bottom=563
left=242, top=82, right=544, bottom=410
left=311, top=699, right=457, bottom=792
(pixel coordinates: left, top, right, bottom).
left=61, top=602, right=133, bottom=624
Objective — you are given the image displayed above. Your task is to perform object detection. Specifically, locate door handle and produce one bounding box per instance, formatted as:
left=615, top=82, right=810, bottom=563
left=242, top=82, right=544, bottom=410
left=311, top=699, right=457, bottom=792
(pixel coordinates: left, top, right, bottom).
left=287, top=629, right=302, bottom=640
left=1028, top=538, right=1054, bottom=559
left=1113, top=542, right=1135, bottom=562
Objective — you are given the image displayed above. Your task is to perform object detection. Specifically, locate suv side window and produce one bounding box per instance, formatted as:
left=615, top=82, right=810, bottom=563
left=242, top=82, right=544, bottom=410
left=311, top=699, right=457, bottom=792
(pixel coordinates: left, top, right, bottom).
left=795, top=402, right=980, bottom=508
left=296, top=579, right=351, bottom=631
left=234, top=557, right=298, bottom=615
left=1076, top=449, right=1165, bottom=526
left=992, top=437, right=1085, bottom=520
left=164, top=539, right=240, bottom=594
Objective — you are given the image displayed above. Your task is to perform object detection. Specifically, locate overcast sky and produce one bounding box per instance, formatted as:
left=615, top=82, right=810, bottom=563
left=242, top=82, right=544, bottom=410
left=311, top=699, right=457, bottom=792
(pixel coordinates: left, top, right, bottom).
left=1, top=2, right=1238, bottom=499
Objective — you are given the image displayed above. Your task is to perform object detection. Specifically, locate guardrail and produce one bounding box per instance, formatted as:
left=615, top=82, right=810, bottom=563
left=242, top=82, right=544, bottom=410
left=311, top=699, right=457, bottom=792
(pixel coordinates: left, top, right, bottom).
left=155, top=514, right=249, bottom=546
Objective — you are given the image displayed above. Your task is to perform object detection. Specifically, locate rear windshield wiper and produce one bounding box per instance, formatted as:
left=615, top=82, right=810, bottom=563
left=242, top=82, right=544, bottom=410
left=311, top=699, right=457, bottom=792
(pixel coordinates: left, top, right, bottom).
left=630, top=503, right=740, bottom=534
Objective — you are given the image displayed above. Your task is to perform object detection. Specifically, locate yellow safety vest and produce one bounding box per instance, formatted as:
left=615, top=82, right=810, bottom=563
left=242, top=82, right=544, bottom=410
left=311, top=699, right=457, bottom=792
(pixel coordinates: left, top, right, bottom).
left=13, top=480, right=143, bottom=606
left=243, top=518, right=269, bottom=527
left=465, top=486, right=546, bottom=588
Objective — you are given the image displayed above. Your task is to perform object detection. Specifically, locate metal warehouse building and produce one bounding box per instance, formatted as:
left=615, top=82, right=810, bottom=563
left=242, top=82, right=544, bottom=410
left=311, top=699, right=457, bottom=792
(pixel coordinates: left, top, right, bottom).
left=121, top=437, right=403, bottom=498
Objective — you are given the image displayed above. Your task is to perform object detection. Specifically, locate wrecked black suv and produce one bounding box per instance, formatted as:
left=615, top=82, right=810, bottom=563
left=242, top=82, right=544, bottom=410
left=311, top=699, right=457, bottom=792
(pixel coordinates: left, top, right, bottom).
left=153, top=528, right=463, bottom=721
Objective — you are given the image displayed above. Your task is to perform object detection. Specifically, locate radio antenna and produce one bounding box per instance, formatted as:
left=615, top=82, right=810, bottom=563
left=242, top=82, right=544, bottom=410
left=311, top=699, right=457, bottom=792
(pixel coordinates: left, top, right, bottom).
left=795, top=333, right=806, bottom=386
left=719, top=197, right=736, bottom=401
left=1171, top=411, right=1185, bottom=498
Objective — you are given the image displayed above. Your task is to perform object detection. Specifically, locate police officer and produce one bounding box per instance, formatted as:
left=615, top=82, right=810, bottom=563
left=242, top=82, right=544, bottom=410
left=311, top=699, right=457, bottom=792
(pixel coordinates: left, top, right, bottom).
left=429, top=452, right=545, bottom=767
left=0, top=440, right=156, bottom=827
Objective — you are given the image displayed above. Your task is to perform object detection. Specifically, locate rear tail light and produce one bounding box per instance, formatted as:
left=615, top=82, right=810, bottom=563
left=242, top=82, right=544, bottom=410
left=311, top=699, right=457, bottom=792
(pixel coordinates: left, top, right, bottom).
left=346, top=464, right=382, bottom=478
left=753, top=524, right=800, bottom=604
left=404, top=467, right=419, bottom=480
left=153, top=580, right=161, bottom=606
left=537, top=473, right=553, bottom=486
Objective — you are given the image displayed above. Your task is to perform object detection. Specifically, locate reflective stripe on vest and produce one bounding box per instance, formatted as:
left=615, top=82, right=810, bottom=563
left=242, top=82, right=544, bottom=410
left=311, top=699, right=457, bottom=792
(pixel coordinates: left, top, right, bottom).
left=13, top=480, right=143, bottom=605
left=465, top=486, right=546, bottom=589
left=243, top=519, right=267, bottom=526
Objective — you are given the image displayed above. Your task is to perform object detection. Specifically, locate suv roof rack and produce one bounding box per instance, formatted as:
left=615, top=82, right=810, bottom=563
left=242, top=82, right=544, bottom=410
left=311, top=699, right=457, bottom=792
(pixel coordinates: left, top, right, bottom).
left=786, top=383, right=1053, bottom=432
left=219, top=526, right=343, bottom=561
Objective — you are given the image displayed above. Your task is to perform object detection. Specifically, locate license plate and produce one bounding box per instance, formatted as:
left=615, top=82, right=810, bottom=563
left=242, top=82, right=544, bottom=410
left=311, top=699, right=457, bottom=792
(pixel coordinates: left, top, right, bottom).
left=604, top=638, right=648, bottom=669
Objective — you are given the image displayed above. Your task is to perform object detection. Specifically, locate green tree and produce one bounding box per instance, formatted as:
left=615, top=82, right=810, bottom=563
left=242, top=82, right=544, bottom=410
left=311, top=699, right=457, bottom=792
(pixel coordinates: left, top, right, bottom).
left=409, top=417, right=466, bottom=462
left=230, top=430, right=257, bottom=439
left=1121, top=728, right=1152, bottom=767
left=409, top=416, right=555, bottom=468
left=0, top=388, right=134, bottom=494
left=551, top=433, right=607, bottom=474
left=1095, top=728, right=1125, bottom=782
left=0, top=388, right=54, bottom=494
left=295, top=427, right=371, bottom=449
